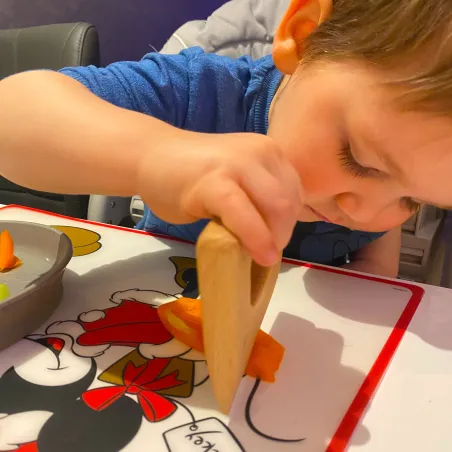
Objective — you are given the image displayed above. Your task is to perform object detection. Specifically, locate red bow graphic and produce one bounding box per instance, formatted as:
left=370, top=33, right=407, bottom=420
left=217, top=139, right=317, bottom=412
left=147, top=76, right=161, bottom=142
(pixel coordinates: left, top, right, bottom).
left=15, top=443, right=38, bottom=452
left=82, top=359, right=184, bottom=422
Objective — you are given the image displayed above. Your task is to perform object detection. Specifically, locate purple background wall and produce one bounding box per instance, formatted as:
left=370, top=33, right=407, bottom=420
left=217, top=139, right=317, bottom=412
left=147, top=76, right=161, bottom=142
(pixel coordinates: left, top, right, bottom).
left=0, top=0, right=226, bottom=65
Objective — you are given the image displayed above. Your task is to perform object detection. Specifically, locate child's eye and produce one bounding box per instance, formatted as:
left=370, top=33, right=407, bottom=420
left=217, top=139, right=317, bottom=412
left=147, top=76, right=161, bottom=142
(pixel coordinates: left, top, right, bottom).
left=338, top=146, right=381, bottom=178
left=339, top=147, right=420, bottom=214
left=401, top=197, right=421, bottom=213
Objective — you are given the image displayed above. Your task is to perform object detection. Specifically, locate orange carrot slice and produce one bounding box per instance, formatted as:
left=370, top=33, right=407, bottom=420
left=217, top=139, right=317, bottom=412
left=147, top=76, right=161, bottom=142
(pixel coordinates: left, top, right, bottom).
left=157, top=297, right=285, bottom=382
left=158, top=298, right=204, bottom=351
left=245, top=329, right=285, bottom=382
left=0, top=230, right=15, bottom=270
left=0, top=230, right=21, bottom=271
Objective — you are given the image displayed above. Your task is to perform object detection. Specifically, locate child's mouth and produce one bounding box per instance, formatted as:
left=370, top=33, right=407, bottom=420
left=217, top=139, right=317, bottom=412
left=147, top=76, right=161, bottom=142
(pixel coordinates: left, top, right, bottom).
left=307, top=206, right=331, bottom=223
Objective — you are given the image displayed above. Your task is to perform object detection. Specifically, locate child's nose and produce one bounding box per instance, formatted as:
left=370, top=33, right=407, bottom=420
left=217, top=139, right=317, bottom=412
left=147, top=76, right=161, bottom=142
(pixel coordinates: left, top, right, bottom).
left=336, top=192, right=388, bottom=224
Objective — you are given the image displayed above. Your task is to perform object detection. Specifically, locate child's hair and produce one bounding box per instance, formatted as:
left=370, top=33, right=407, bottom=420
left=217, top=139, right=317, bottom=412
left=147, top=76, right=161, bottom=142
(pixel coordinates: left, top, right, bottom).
left=302, top=0, right=452, bottom=114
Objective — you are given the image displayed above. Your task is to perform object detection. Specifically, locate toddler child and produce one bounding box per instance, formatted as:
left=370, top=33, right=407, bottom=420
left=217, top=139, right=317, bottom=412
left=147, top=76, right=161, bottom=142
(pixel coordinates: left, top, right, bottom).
left=1, top=0, right=451, bottom=278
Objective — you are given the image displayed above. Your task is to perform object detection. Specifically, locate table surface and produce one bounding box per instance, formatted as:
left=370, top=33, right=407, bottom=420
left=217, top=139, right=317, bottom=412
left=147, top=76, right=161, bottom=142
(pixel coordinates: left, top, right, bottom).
left=0, top=204, right=452, bottom=451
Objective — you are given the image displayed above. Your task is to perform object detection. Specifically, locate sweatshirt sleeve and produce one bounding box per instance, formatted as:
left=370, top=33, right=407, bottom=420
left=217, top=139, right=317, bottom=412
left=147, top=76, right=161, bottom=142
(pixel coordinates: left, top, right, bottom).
left=58, top=49, right=203, bottom=129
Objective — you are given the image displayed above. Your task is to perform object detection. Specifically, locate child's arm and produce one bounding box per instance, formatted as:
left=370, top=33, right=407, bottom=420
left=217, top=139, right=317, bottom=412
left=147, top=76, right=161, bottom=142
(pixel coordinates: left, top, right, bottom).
left=343, top=227, right=401, bottom=278
left=0, top=70, right=301, bottom=266
left=0, top=70, right=172, bottom=197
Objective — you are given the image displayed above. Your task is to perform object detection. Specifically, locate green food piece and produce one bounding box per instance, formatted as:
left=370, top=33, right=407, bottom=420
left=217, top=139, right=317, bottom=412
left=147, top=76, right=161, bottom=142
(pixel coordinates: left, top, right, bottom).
left=0, top=283, right=10, bottom=302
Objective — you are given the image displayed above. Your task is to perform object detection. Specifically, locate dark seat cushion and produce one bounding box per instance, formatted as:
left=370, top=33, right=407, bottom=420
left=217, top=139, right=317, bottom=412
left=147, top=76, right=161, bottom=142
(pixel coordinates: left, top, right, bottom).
left=0, top=22, right=100, bottom=77
left=0, top=181, right=89, bottom=218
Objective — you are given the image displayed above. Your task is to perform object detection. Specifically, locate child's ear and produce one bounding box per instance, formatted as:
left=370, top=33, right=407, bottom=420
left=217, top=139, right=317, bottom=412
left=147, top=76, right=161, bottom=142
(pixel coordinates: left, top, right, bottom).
left=273, top=0, right=332, bottom=75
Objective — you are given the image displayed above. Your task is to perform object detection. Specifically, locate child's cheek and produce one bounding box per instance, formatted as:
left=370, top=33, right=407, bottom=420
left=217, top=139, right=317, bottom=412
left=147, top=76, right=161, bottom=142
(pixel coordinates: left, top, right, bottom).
left=371, top=209, right=412, bottom=232
left=291, top=153, right=347, bottom=198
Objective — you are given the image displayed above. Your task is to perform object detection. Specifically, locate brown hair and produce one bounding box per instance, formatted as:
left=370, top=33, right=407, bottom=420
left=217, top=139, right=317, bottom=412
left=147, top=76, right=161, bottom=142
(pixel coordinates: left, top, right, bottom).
left=301, top=0, right=452, bottom=113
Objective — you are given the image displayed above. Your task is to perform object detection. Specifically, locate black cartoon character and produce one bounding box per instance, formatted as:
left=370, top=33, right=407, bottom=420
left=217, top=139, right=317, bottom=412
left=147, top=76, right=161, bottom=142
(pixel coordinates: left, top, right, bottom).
left=0, top=331, right=142, bottom=452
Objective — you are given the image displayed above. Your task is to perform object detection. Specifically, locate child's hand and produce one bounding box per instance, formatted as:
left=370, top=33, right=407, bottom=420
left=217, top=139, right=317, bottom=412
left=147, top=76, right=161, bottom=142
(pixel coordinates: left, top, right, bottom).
left=137, top=131, right=303, bottom=266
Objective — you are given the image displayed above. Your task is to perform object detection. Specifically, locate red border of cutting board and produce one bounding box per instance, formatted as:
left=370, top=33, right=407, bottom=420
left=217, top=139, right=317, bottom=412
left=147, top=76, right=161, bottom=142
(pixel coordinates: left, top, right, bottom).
left=0, top=205, right=425, bottom=451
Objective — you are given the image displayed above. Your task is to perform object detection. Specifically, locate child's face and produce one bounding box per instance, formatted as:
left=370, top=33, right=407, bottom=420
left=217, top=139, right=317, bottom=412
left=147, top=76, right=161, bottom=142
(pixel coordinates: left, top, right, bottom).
left=268, top=60, right=452, bottom=232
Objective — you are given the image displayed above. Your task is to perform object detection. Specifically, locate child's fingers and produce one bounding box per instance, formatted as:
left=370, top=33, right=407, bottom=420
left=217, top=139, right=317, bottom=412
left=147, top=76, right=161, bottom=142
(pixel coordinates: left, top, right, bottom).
left=211, top=185, right=280, bottom=266
left=184, top=179, right=280, bottom=266
left=239, top=164, right=301, bottom=251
